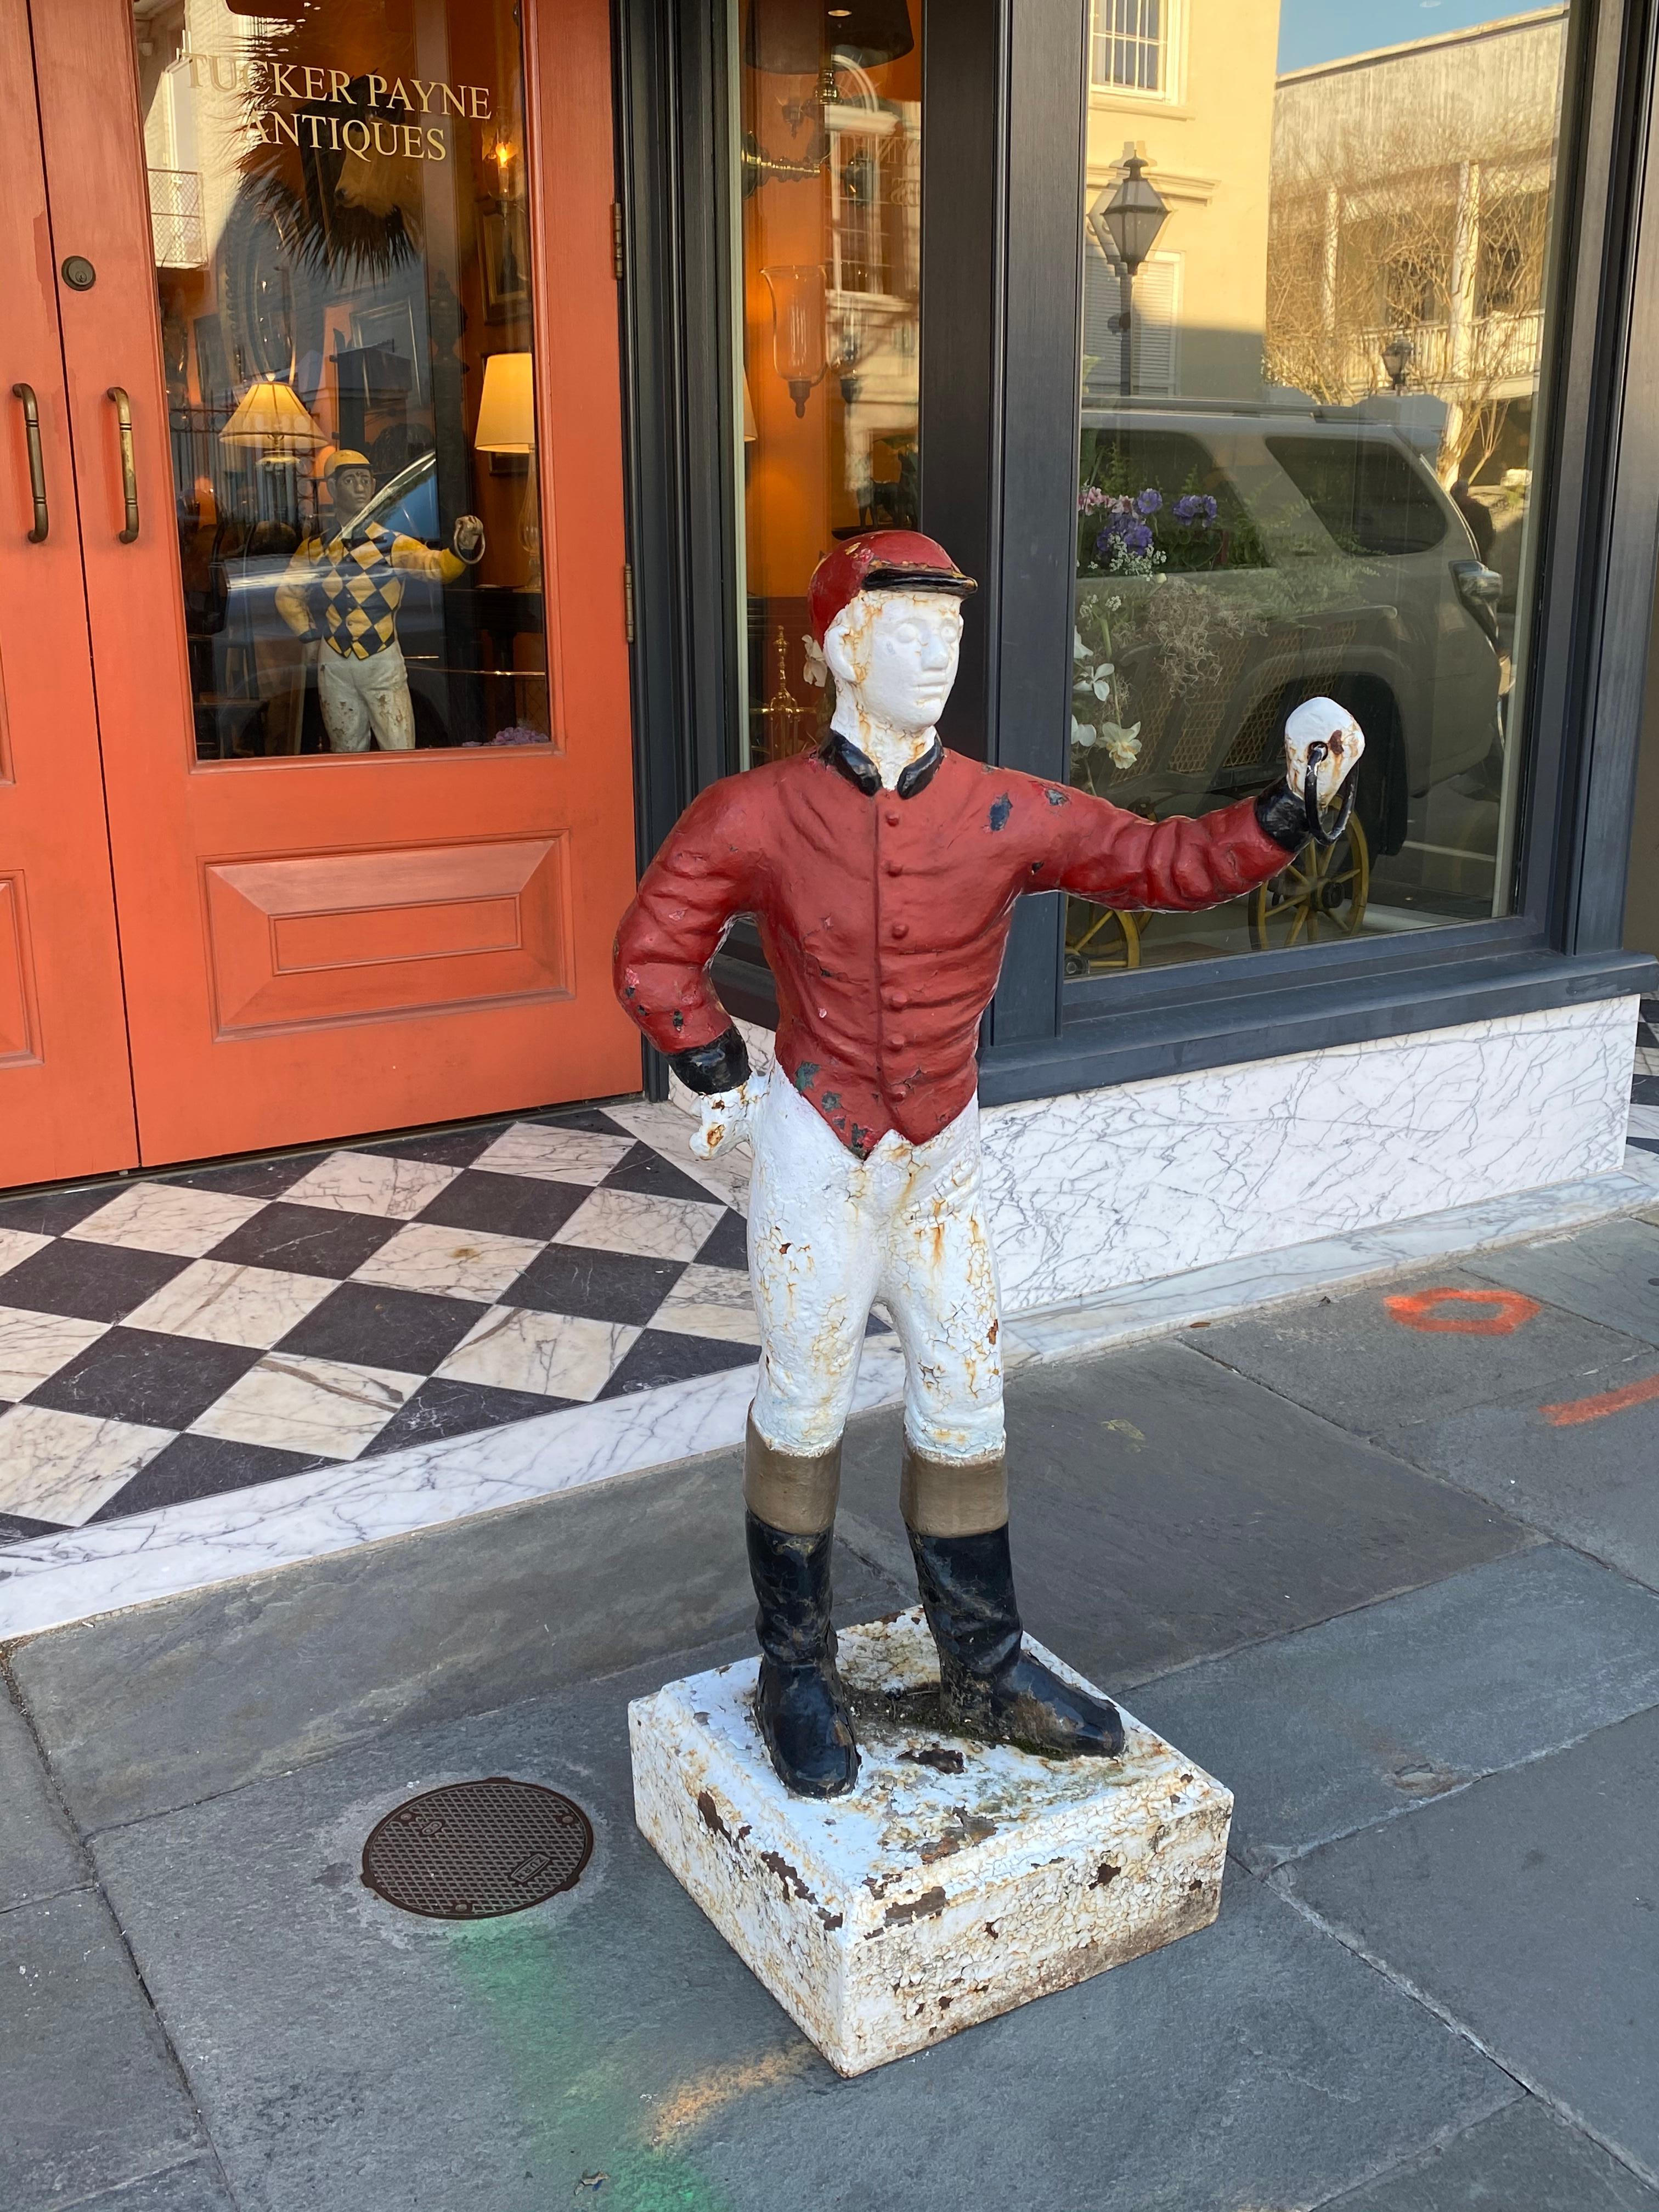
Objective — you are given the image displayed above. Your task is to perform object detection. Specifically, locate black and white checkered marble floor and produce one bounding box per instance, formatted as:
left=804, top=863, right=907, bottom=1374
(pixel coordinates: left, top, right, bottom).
left=1632, top=995, right=1659, bottom=1155
left=3, top=1005, right=1655, bottom=1551
left=0, top=1103, right=770, bottom=1545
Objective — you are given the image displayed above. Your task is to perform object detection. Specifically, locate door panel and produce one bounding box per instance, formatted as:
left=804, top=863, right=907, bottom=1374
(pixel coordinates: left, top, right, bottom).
left=202, top=835, right=571, bottom=1032
left=31, top=0, right=640, bottom=1167
left=0, top=0, right=137, bottom=1184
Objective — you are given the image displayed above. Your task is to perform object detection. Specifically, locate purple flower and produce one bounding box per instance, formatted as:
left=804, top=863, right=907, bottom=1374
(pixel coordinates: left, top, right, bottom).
left=1135, top=487, right=1163, bottom=516
left=1122, top=522, right=1154, bottom=556
left=1173, top=492, right=1218, bottom=528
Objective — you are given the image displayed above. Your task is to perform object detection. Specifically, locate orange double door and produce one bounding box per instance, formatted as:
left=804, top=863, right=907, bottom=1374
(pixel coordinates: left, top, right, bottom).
left=0, top=0, right=640, bottom=1190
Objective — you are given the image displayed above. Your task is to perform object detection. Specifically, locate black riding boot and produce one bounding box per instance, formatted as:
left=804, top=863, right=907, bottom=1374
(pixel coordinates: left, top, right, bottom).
left=909, top=1521, right=1125, bottom=1758
left=747, top=1510, right=860, bottom=1798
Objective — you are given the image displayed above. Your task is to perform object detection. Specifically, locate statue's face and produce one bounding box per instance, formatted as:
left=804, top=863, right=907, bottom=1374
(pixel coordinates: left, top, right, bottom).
left=825, top=589, right=963, bottom=734
left=332, top=466, right=375, bottom=513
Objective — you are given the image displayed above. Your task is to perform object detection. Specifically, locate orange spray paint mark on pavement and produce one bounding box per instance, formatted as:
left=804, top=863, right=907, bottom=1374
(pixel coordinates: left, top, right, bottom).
left=1540, top=1370, right=1659, bottom=1427
left=1385, top=1286, right=1542, bottom=1336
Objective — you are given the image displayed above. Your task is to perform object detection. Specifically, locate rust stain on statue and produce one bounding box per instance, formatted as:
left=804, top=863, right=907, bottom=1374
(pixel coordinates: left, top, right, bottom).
left=882, top=1885, right=948, bottom=1928
left=758, top=1848, right=815, bottom=1903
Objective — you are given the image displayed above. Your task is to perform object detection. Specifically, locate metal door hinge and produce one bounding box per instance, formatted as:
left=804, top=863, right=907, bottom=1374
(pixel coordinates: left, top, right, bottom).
left=623, top=562, right=635, bottom=643
left=611, top=203, right=624, bottom=281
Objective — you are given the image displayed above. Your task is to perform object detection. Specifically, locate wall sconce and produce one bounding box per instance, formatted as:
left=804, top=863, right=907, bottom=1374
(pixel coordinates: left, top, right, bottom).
left=488, top=132, right=518, bottom=188
left=474, top=350, right=539, bottom=585
left=828, top=296, right=867, bottom=405
left=762, top=265, right=827, bottom=416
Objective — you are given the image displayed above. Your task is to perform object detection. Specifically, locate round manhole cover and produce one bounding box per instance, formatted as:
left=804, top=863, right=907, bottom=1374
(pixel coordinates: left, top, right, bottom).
left=361, top=1778, right=593, bottom=1920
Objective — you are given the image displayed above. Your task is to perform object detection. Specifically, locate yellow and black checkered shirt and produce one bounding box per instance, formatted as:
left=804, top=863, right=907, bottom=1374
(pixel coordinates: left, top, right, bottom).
left=275, top=521, right=465, bottom=659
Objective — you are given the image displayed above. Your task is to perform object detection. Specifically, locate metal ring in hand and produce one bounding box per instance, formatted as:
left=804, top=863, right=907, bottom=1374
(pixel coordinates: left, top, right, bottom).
left=1302, top=740, right=1358, bottom=849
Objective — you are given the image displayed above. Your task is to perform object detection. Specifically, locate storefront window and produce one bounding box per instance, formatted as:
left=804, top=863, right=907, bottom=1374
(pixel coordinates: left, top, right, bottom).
left=1067, top=0, right=1571, bottom=974
left=733, top=0, right=922, bottom=769
left=137, top=0, right=549, bottom=761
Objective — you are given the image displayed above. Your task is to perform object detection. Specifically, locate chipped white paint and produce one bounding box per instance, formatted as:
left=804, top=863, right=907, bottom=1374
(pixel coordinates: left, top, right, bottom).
left=822, top=589, right=962, bottom=787
left=747, top=1073, right=1004, bottom=1460
left=630, top=1608, right=1231, bottom=2076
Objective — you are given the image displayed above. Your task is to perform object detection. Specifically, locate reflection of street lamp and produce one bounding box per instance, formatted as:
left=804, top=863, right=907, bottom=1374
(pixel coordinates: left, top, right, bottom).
left=1381, top=332, right=1414, bottom=393
left=1088, top=147, right=1170, bottom=398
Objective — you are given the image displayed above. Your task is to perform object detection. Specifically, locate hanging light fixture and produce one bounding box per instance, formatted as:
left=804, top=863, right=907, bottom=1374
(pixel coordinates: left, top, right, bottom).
left=746, top=0, right=913, bottom=75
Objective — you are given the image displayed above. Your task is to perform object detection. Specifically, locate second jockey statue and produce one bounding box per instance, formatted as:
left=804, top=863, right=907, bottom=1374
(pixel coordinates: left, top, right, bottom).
left=614, top=528, right=1363, bottom=1799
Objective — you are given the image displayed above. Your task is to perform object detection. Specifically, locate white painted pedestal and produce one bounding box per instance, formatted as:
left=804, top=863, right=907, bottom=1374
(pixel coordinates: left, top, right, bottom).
left=629, top=1609, right=1232, bottom=2075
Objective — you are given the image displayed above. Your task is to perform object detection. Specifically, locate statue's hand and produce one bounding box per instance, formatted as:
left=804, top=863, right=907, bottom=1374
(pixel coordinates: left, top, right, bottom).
left=1284, top=697, right=1364, bottom=816
left=690, top=1073, right=768, bottom=1159
left=452, top=514, right=486, bottom=562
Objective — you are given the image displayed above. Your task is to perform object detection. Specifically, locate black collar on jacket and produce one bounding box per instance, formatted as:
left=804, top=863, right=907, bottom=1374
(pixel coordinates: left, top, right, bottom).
left=816, top=730, right=943, bottom=799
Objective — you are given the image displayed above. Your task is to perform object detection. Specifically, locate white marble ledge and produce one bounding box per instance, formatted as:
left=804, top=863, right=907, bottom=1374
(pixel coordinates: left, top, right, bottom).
left=981, top=996, right=1639, bottom=1312
left=3, top=1147, right=1657, bottom=1643
left=1000, top=1144, right=1659, bottom=1367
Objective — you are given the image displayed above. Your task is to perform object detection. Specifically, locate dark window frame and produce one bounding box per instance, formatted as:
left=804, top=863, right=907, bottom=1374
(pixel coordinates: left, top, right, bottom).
left=614, top=0, right=1658, bottom=1112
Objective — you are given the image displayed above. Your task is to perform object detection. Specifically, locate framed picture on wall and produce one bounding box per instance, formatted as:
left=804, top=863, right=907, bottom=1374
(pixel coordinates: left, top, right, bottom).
left=479, top=200, right=532, bottom=322
left=349, top=297, right=426, bottom=405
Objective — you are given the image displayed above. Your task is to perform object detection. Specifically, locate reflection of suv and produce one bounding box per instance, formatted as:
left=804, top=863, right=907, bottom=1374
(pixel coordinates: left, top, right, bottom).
left=1073, top=403, right=1504, bottom=859
left=208, top=450, right=451, bottom=756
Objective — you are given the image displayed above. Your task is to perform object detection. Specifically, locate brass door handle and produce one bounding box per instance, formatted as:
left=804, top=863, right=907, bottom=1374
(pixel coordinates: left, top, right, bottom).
left=12, top=383, right=48, bottom=542
left=107, top=386, right=139, bottom=541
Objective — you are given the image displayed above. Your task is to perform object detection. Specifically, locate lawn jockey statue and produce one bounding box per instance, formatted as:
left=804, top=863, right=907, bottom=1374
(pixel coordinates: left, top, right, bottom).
left=275, top=449, right=484, bottom=754
left=613, top=529, right=1363, bottom=1799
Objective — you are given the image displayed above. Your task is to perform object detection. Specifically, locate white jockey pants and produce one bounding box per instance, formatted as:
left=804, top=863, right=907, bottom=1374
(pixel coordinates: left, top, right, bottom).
left=747, top=1070, right=1006, bottom=1463
left=317, top=641, right=417, bottom=752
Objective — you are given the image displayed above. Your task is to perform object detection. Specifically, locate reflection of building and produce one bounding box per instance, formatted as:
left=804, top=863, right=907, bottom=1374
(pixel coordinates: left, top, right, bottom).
left=823, top=84, right=921, bottom=524
left=740, top=13, right=922, bottom=761
left=1084, top=0, right=1280, bottom=399
left=1267, top=8, right=1567, bottom=482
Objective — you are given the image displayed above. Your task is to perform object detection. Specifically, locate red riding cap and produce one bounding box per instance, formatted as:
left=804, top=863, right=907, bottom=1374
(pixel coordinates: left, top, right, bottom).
left=806, top=529, right=977, bottom=645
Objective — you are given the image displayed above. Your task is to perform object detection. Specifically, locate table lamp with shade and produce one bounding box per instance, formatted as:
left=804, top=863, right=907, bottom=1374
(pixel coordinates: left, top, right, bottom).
left=219, top=374, right=326, bottom=529
left=474, top=350, right=539, bottom=586
left=219, top=373, right=325, bottom=461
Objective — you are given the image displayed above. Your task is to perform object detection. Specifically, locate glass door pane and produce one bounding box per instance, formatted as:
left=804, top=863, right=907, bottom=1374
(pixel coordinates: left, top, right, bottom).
left=1067, top=0, right=1576, bottom=977
left=135, top=0, right=550, bottom=761
left=734, top=0, right=923, bottom=771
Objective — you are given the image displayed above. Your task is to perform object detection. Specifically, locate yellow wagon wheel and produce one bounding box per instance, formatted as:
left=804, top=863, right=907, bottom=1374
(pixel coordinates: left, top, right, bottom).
left=1248, top=817, right=1370, bottom=951
left=1064, top=904, right=1143, bottom=976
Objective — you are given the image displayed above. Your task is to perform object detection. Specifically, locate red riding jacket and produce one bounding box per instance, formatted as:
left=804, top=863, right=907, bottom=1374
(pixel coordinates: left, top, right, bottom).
left=613, top=735, right=1301, bottom=1156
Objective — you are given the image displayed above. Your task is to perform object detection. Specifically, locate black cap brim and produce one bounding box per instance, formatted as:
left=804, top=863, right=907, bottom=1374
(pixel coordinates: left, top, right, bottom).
left=861, top=565, right=977, bottom=597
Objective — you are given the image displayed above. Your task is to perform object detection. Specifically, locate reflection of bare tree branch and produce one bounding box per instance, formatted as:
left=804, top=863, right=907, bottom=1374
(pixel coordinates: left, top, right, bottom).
left=1267, top=23, right=1562, bottom=481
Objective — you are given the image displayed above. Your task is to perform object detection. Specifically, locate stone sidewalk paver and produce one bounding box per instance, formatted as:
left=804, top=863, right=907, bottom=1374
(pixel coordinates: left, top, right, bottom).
left=4, top=1209, right=1659, bottom=2209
